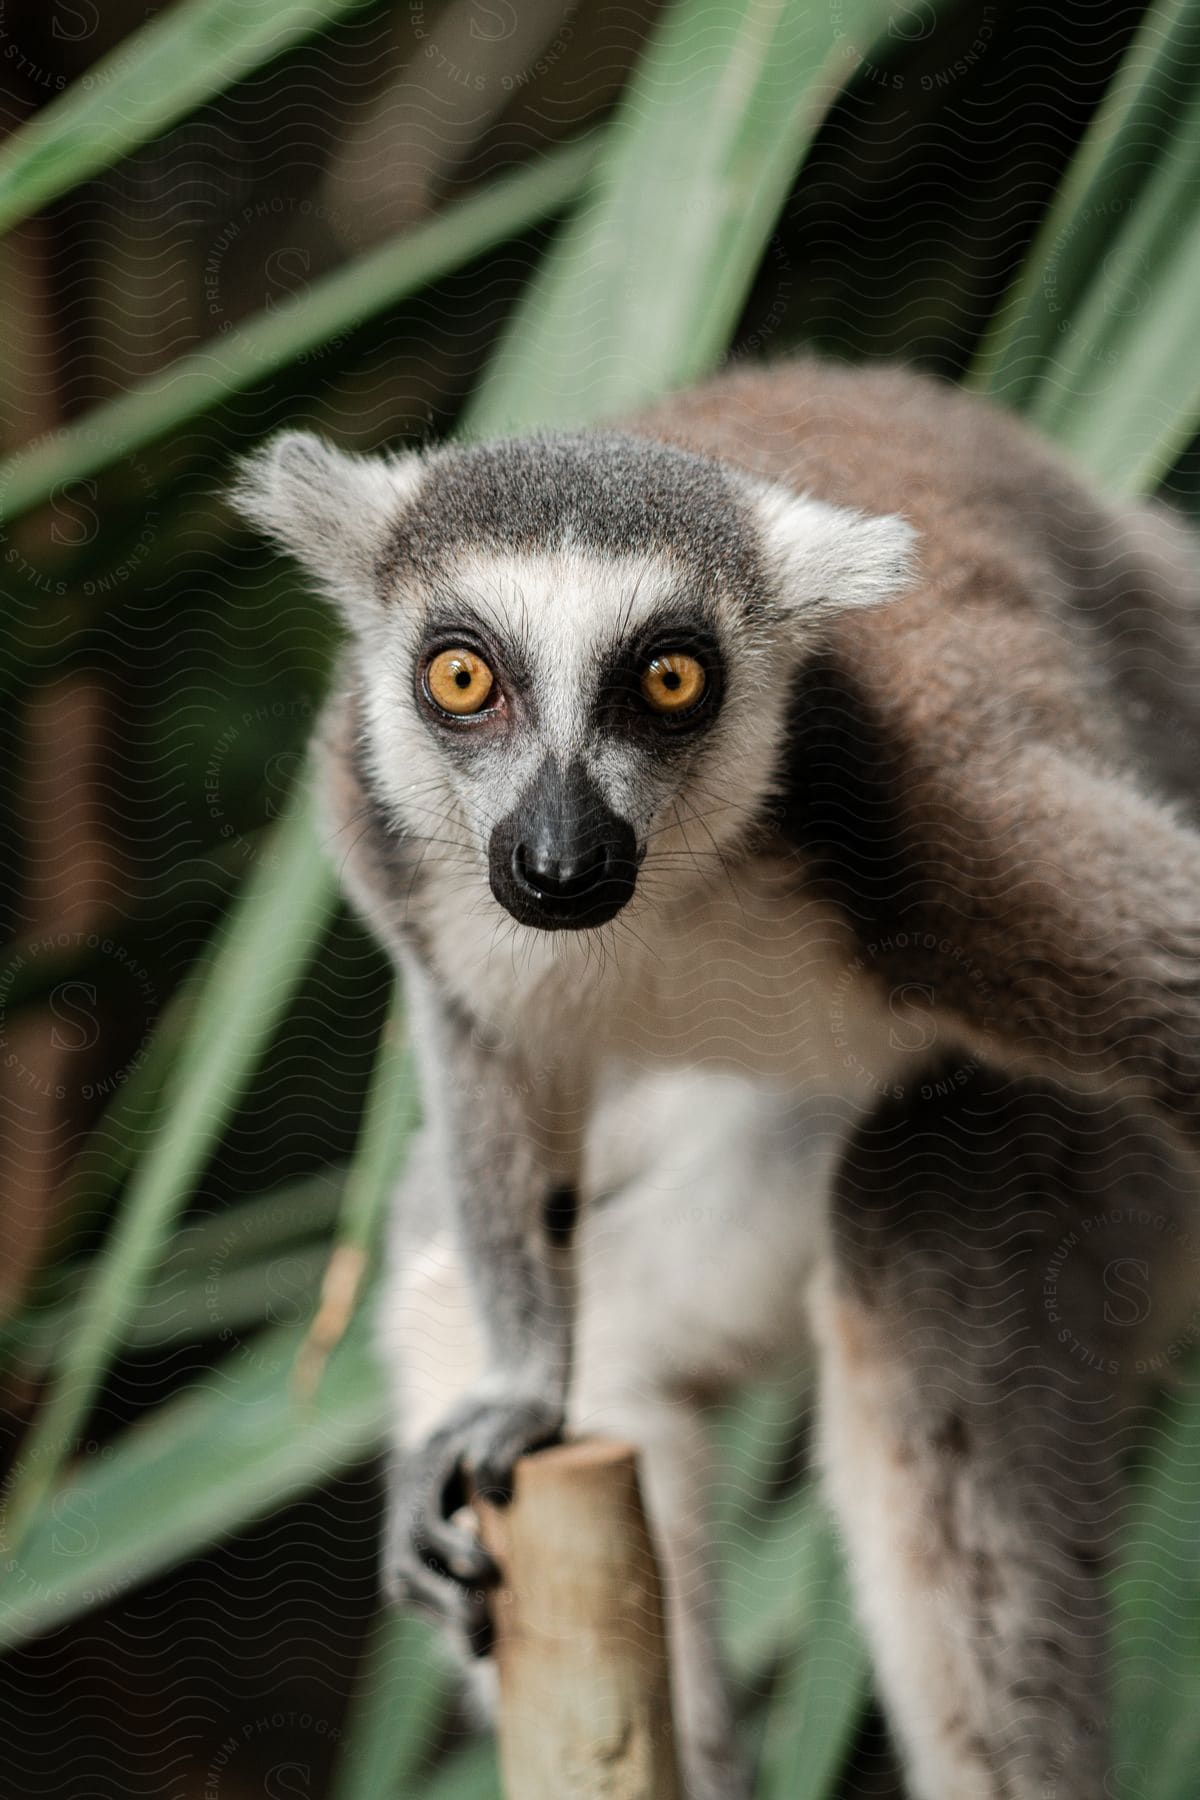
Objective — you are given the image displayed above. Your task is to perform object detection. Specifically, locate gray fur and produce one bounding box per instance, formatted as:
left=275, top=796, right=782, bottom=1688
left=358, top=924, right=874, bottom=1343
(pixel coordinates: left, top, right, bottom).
left=385, top=432, right=766, bottom=598
left=232, top=358, right=1200, bottom=1800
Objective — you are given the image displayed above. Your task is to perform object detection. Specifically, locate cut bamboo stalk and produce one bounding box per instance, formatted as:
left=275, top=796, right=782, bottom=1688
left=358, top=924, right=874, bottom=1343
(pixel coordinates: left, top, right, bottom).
left=475, top=1439, right=682, bottom=1800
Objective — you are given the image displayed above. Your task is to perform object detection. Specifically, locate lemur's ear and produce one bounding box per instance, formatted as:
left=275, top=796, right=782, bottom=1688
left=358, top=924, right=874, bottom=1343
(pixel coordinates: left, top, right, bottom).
left=231, top=431, right=422, bottom=627
left=749, top=481, right=918, bottom=623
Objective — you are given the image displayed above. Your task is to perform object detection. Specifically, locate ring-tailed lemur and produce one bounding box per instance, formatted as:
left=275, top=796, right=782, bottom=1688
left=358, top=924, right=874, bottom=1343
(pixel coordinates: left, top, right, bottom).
left=235, top=360, right=1200, bottom=1800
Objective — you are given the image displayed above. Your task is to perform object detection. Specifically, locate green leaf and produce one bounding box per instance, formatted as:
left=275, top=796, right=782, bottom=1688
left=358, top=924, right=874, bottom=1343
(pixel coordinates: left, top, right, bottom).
left=2, top=1157, right=344, bottom=1375
left=329, top=1609, right=452, bottom=1800
left=292, top=998, right=419, bottom=1393
left=0, top=0, right=373, bottom=240
left=965, top=0, right=1200, bottom=492
left=724, top=1485, right=826, bottom=1683
left=711, top=1380, right=804, bottom=1534
left=165, top=1167, right=347, bottom=1270
left=1032, top=195, right=1200, bottom=494
left=466, top=0, right=907, bottom=432
left=1022, top=72, right=1200, bottom=431
left=0, top=133, right=598, bottom=529
left=3, top=1236, right=332, bottom=1373
left=1113, top=1387, right=1200, bottom=1794
left=1, top=781, right=338, bottom=1549
left=756, top=1510, right=870, bottom=1800
left=420, top=1744, right=503, bottom=1800
left=968, top=0, right=1200, bottom=405
left=0, top=1312, right=386, bottom=1655
left=335, top=1004, right=419, bottom=1260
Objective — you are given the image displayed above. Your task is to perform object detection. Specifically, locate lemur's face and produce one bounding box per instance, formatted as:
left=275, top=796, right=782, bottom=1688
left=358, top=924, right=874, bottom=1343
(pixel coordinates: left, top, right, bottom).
left=234, top=430, right=914, bottom=933
left=401, top=544, right=726, bottom=929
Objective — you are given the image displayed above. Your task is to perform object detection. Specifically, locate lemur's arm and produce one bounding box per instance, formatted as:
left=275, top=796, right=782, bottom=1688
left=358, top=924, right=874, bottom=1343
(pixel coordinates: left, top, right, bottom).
left=310, top=681, right=587, bottom=1633
left=790, top=631, right=1200, bottom=1143
left=906, top=741, right=1200, bottom=1127
left=384, top=962, right=584, bottom=1644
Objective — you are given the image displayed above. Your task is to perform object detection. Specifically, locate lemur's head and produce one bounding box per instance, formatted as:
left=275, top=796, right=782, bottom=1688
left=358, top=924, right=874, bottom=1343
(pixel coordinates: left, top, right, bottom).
left=234, top=429, right=914, bottom=933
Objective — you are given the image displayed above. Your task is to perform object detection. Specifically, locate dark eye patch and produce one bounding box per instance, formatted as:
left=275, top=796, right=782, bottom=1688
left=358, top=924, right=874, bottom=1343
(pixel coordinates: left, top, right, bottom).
left=593, top=614, right=723, bottom=739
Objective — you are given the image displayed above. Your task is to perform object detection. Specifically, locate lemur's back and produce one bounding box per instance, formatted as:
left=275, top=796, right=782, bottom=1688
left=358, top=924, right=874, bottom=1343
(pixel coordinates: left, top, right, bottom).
left=630, top=359, right=1141, bottom=592
left=632, top=359, right=1080, bottom=540
left=632, top=360, right=1200, bottom=808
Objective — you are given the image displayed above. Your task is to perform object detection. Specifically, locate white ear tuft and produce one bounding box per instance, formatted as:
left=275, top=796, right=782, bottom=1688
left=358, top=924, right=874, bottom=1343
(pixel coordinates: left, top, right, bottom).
left=230, top=431, right=423, bottom=625
left=751, top=482, right=918, bottom=622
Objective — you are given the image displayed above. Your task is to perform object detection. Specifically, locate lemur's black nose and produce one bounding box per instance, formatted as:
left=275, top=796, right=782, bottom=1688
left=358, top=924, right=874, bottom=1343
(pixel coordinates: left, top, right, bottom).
left=512, top=839, right=608, bottom=903
left=490, top=757, right=638, bottom=930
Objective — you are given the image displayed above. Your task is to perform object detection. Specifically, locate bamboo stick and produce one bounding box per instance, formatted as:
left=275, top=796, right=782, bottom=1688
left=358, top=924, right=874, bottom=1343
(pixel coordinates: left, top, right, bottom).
left=475, top=1440, right=683, bottom=1800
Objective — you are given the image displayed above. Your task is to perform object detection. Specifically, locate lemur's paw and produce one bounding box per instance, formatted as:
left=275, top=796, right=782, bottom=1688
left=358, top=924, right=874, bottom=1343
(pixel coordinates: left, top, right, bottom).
left=384, top=1393, right=564, bottom=1656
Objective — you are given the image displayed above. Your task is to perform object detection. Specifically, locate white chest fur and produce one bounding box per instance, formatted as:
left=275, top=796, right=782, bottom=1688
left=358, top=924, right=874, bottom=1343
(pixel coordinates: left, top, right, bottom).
left=419, top=854, right=921, bottom=1117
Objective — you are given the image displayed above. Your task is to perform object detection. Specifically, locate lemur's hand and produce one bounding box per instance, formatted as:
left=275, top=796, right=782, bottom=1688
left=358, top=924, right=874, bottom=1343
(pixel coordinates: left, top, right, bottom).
left=384, top=1391, right=564, bottom=1655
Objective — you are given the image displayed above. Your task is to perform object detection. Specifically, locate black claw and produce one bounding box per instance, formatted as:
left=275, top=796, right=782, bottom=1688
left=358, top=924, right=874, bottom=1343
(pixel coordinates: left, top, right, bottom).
left=473, top=1412, right=565, bottom=1506
left=472, top=1465, right=516, bottom=1508
left=388, top=1397, right=566, bottom=1645
left=439, top=1458, right=469, bottom=1522
left=467, top=1607, right=496, bottom=1660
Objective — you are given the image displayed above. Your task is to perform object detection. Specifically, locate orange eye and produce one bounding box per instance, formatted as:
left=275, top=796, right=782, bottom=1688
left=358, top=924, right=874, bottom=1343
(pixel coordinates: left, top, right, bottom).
left=641, top=652, right=706, bottom=714
left=425, top=647, right=496, bottom=716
